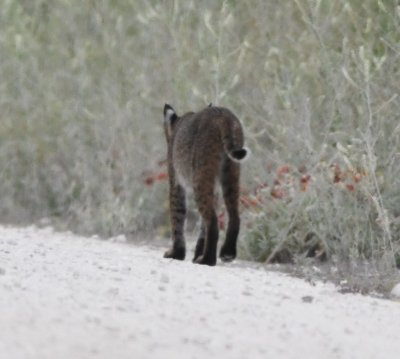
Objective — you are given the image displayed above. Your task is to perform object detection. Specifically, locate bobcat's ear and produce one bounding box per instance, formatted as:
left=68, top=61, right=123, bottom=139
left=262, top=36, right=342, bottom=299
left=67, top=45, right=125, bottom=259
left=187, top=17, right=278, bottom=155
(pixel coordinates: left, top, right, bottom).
left=163, top=104, right=177, bottom=138
left=164, top=104, right=177, bottom=123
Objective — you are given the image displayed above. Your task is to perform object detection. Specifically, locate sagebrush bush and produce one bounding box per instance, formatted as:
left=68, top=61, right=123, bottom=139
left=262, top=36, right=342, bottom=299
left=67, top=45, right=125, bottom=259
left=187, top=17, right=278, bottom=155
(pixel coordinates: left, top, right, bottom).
left=0, top=1, right=399, bottom=284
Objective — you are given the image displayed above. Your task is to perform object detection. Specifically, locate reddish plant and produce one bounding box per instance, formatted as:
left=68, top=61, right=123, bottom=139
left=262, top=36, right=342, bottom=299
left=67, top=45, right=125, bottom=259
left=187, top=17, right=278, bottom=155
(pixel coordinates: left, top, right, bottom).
left=142, top=159, right=169, bottom=186
left=300, top=174, right=311, bottom=192
left=143, top=171, right=169, bottom=186
left=276, top=164, right=290, bottom=176
left=240, top=195, right=260, bottom=209
left=270, top=186, right=284, bottom=199
left=346, top=183, right=355, bottom=192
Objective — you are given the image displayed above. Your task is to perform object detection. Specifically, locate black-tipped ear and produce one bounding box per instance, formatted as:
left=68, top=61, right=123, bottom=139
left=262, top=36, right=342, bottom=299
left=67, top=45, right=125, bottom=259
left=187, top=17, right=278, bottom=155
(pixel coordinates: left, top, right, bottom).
left=208, top=103, right=213, bottom=107
left=164, top=104, right=176, bottom=117
left=164, top=104, right=177, bottom=126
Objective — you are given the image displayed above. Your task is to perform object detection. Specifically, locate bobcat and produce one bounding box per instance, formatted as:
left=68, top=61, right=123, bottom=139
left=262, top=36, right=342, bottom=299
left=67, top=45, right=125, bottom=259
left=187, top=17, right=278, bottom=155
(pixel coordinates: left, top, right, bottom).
left=163, top=103, right=249, bottom=266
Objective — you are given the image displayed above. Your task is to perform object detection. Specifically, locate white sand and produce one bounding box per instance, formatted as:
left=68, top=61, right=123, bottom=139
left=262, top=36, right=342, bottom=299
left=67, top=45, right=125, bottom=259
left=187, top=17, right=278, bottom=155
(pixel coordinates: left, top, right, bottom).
left=1, top=225, right=400, bottom=359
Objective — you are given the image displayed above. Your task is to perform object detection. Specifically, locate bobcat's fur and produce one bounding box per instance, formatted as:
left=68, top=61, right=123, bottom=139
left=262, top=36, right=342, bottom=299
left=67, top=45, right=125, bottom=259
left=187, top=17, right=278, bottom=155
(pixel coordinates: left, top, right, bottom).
left=163, top=104, right=248, bottom=266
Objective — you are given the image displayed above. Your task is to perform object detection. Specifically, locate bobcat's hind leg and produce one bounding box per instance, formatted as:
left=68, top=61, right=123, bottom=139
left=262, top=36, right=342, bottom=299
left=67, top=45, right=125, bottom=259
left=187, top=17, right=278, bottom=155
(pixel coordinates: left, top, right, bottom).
left=193, top=223, right=206, bottom=262
left=193, top=179, right=219, bottom=266
left=194, top=191, right=220, bottom=262
left=164, top=184, right=186, bottom=260
left=219, top=159, right=240, bottom=262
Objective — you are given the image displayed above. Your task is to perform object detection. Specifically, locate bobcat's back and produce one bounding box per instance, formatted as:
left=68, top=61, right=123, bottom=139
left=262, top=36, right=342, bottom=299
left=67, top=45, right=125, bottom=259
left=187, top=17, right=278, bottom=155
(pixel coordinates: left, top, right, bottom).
left=171, top=107, right=247, bottom=189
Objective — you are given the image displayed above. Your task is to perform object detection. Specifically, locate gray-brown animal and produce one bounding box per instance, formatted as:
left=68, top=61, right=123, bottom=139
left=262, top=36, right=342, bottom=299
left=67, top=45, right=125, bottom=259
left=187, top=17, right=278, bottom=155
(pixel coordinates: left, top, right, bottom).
left=163, top=104, right=249, bottom=266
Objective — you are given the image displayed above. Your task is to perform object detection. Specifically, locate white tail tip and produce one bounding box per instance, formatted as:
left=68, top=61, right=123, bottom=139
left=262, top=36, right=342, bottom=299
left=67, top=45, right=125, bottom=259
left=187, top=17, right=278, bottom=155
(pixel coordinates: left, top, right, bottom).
left=228, top=147, right=251, bottom=162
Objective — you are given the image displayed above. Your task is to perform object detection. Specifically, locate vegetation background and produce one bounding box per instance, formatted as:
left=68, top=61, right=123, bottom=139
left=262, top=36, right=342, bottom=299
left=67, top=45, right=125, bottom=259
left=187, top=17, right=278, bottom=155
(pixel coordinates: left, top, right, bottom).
left=1, top=0, right=399, bottom=291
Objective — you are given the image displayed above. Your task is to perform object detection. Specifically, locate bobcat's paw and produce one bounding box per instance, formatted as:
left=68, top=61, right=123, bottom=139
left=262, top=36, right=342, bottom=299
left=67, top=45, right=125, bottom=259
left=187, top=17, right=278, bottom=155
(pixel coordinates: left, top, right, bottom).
left=193, top=238, right=205, bottom=263
left=219, top=246, right=236, bottom=262
left=163, top=247, right=185, bottom=260
left=194, top=255, right=217, bottom=266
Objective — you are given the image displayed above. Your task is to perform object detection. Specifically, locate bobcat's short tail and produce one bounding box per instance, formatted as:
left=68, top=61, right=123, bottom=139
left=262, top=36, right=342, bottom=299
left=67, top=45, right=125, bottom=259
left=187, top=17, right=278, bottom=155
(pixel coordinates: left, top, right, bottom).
left=209, top=106, right=250, bottom=163
left=227, top=147, right=250, bottom=163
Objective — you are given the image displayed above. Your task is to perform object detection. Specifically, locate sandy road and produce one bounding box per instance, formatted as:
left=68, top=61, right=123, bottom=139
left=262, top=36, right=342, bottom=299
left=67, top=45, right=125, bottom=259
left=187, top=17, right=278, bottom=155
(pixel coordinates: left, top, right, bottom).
left=0, top=225, right=400, bottom=359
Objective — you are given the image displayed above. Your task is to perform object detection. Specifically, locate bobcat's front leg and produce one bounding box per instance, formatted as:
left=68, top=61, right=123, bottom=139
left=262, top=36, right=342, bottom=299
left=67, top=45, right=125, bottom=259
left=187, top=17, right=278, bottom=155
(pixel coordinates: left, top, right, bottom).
left=164, top=184, right=186, bottom=260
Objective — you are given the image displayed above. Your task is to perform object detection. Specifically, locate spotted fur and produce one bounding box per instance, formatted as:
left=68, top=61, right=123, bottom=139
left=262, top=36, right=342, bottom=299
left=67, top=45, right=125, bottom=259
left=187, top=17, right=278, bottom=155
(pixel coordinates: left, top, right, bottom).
left=163, top=104, right=248, bottom=266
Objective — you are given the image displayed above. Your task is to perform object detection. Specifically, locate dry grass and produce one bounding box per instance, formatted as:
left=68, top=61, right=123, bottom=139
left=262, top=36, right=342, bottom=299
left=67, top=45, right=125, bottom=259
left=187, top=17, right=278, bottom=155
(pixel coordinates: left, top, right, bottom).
left=0, top=0, right=399, bottom=290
